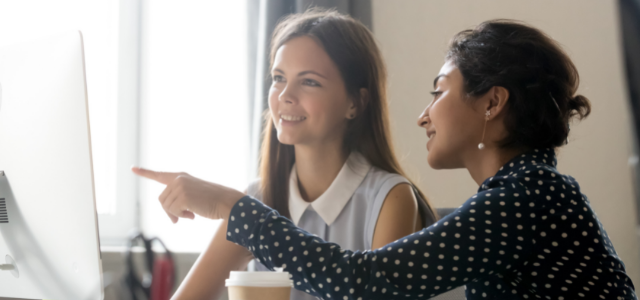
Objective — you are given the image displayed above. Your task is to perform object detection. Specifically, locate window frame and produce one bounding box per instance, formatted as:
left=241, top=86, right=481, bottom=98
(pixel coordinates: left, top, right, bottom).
left=97, top=0, right=142, bottom=246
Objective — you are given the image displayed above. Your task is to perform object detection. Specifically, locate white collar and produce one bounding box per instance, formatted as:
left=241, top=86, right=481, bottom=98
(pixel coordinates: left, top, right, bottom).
left=288, top=152, right=372, bottom=226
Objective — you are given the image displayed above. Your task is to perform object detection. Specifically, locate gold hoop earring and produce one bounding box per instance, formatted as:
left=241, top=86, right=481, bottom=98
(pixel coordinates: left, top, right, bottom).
left=478, top=110, right=490, bottom=150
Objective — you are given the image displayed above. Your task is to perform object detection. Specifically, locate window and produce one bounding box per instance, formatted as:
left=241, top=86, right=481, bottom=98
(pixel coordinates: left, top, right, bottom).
left=0, top=0, right=128, bottom=239
left=139, top=0, right=250, bottom=252
left=0, top=0, right=251, bottom=252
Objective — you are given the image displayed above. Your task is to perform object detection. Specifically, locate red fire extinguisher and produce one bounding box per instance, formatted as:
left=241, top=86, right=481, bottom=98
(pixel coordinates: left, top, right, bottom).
left=150, top=252, right=175, bottom=300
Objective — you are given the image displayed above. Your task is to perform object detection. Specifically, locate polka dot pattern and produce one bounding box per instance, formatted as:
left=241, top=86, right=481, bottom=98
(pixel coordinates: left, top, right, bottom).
left=228, top=148, right=636, bottom=299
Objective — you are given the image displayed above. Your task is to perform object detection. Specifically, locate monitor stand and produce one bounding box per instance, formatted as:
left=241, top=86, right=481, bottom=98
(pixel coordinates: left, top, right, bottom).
left=0, top=172, right=88, bottom=298
left=0, top=255, right=17, bottom=278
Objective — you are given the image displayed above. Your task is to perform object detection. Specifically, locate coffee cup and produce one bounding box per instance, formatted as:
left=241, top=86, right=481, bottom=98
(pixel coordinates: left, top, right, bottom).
left=226, top=271, right=293, bottom=300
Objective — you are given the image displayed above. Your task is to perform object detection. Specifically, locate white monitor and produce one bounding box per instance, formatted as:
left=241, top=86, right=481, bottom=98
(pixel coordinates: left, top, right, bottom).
left=0, top=32, right=103, bottom=300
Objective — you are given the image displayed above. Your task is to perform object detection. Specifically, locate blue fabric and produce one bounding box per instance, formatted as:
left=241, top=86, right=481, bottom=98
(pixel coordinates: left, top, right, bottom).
left=227, top=148, right=637, bottom=300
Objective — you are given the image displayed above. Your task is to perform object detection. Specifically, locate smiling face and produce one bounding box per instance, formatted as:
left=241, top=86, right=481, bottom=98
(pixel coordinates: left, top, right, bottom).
left=269, top=36, right=357, bottom=147
left=417, top=60, right=486, bottom=169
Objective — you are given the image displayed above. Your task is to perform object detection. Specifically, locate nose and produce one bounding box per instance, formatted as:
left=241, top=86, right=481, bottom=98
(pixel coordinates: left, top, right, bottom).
left=278, top=83, right=296, bottom=105
left=417, top=102, right=431, bottom=128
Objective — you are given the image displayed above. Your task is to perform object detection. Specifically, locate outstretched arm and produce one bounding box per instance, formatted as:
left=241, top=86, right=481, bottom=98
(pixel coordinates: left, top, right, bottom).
left=131, top=166, right=535, bottom=299
left=227, top=189, right=535, bottom=300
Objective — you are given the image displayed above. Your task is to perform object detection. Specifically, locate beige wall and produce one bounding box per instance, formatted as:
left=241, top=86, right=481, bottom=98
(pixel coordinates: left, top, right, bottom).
left=373, top=0, right=640, bottom=284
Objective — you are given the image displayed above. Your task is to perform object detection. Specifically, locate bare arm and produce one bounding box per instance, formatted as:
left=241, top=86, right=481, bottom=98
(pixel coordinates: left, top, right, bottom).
left=171, top=219, right=254, bottom=300
left=371, top=183, right=421, bottom=249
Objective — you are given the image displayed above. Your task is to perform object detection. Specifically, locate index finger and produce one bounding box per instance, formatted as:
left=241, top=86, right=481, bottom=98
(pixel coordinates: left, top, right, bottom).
left=131, top=166, right=179, bottom=185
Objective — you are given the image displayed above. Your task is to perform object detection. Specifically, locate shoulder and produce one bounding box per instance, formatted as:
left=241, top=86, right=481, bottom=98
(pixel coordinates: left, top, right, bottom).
left=369, top=169, right=418, bottom=218
left=380, top=183, right=418, bottom=212
left=371, top=181, right=419, bottom=248
left=360, top=167, right=410, bottom=196
left=359, top=167, right=419, bottom=217
left=485, top=157, right=577, bottom=202
left=470, top=157, right=575, bottom=222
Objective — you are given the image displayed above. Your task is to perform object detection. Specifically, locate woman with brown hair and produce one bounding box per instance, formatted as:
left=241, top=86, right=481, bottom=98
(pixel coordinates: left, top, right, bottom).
left=133, top=9, right=437, bottom=300
left=137, top=19, right=637, bottom=299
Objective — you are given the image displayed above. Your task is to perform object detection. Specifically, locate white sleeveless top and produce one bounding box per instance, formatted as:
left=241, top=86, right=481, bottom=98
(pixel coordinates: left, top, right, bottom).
left=246, top=152, right=435, bottom=300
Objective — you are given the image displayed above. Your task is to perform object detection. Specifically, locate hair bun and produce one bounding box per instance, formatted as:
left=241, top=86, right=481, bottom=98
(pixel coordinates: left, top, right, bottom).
left=567, top=94, right=591, bottom=120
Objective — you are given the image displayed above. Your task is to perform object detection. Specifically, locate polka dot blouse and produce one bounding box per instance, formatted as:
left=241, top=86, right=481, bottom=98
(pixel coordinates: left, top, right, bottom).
left=227, top=148, right=637, bottom=300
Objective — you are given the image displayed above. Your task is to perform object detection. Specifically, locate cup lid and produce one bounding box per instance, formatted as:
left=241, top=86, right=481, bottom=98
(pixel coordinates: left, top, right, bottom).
left=225, top=271, right=294, bottom=287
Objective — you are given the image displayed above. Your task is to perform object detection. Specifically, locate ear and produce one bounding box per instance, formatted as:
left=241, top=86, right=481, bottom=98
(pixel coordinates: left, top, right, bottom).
left=485, top=86, right=509, bottom=119
left=346, top=88, right=369, bottom=119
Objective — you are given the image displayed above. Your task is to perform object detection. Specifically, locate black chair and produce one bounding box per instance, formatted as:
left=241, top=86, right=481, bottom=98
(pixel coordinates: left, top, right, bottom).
left=436, top=207, right=457, bottom=219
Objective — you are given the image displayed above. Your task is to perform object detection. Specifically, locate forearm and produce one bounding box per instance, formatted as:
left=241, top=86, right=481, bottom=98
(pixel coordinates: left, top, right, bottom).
left=226, top=196, right=374, bottom=298
left=173, top=220, right=252, bottom=300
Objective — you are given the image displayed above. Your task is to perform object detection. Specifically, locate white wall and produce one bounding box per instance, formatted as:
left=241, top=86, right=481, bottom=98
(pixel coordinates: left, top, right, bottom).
left=373, top=0, right=640, bottom=284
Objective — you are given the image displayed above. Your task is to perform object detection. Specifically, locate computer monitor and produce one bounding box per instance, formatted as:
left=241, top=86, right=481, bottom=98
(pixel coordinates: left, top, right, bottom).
left=0, top=32, right=103, bottom=300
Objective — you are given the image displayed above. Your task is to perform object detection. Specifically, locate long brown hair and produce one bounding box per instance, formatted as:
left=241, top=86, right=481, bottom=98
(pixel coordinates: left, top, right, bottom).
left=258, top=8, right=437, bottom=222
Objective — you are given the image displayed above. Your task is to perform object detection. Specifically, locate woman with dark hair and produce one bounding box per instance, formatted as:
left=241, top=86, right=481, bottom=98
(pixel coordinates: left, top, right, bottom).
left=137, top=20, right=637, bottom=299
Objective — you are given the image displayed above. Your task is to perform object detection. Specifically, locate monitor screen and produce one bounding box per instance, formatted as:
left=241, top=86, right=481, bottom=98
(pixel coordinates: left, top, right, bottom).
left=0, top=31, right=103, bottom=300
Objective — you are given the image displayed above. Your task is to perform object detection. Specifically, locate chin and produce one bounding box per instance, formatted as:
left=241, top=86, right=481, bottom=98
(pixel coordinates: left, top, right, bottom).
left=427, top=152, right=444, bottom=169
left=276, top=135, right=296, bottom=145
left=427, top=148, right=458, bottom=170
left=278, top=130, right=308, bottom=146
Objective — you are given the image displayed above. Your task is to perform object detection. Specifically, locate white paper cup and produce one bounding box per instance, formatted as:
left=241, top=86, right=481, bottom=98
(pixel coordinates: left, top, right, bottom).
left=226, top=271, right=293, bottom=300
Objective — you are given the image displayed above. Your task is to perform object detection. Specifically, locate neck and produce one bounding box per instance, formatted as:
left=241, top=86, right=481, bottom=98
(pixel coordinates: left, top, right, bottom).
left=464, top=146, right=524, bottom=186
left=294, top=140, right=349, bottom=202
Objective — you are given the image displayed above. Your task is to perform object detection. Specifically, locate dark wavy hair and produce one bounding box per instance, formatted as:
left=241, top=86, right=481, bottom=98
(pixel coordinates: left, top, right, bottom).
left=446, top=19, right=591, bottom=149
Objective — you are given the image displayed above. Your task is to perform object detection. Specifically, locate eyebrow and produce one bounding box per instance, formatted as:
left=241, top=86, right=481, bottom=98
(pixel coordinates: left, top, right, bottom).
left=433, top=74, right=447, bottom=88
left=273, top=68, right=328, bottom=79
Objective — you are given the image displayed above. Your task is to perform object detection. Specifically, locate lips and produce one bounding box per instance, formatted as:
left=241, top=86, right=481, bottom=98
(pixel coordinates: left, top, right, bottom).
left=279, top=113, right=307, bottom=122
left=427, top=131, right=436, bottom=139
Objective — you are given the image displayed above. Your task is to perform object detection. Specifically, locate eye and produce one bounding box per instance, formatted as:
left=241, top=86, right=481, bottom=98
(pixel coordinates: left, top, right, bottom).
left=430, top=91, right=443, bottom=100
left=302, top=78, right=321, bottom=87
left=273, top=75, right=285, bottom=83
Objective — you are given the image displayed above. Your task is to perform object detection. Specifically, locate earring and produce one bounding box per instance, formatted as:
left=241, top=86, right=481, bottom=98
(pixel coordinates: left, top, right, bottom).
left=478, top=110, right=490, bottom=150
